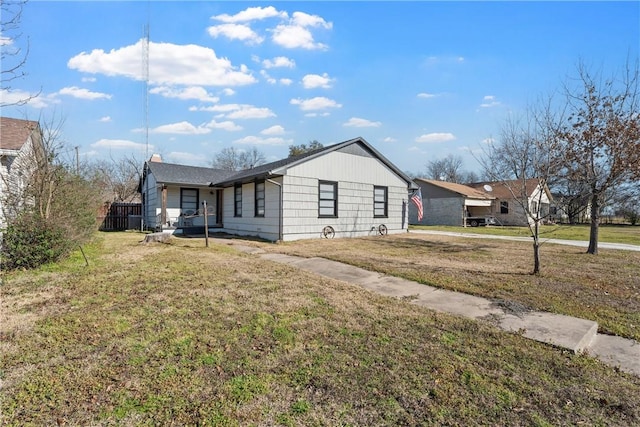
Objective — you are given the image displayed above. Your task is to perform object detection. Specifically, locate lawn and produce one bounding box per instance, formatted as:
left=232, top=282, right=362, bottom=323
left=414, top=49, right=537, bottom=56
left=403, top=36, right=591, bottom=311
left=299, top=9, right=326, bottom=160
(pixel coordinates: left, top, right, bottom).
left=1, top=231, right=639, bottom=425
left=414, top=224, right=640, bottom=246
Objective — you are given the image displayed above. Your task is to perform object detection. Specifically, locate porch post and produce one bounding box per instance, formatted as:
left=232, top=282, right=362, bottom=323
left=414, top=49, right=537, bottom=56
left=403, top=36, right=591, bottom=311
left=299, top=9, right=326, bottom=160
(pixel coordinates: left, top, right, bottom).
left=161, top=185, right=167, bottom=225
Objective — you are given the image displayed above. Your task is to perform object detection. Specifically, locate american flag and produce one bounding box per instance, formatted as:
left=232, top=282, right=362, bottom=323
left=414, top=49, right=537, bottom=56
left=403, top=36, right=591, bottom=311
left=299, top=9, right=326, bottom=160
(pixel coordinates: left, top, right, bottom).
left=411, top=188, right=424, bottom=221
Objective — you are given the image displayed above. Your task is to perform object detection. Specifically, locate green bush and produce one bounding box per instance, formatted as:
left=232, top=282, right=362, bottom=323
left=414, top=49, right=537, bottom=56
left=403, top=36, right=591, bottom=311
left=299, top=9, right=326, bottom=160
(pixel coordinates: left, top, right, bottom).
left=1, top=213, right=73, bottom=270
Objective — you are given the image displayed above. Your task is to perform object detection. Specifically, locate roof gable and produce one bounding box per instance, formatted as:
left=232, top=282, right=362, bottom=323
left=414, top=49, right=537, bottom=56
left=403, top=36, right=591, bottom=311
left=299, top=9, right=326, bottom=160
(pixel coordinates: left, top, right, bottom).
left=216, top=137, right=415, bottom=188
left=0, top=117, right=40, bottom=151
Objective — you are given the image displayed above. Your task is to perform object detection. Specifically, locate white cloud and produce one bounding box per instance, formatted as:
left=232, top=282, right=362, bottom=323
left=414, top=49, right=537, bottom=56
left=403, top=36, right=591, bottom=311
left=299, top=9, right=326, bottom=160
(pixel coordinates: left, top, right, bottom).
left=150, top=86, right=219, bottom=103
left=99, top=116, right=111, bottom=122
left=260, top=70, right=277, bottom=85
left=383, top=137, right=397, bottom=143
left=280, top=78, right=293, bottom=86
left=261, top=125, right=285, bottom=135
left=149, top=121, right=211, bottom=135
left=193, top=103, right=275, bottom=120
left=82, top=76, right=97, bottom=83
left=417, top=92, right=437, bottom=98
left=480, top=95, right=501, bottom=108
left=222, top=88, right=235, bottom=96
left=207, top=23, right=264, bottom=45
left=272, top=12, right=332, bottom=50
left=304, top=112, right=330, bottom=118
left=233, top=135, right=292, bottom=146
left=0, top=36, right=12, bottom=46
left=302, top=73, right=333, bottom=89
left=212, top=6, right=287, bottom=23
left=343, top=117, right=381, bottom=128
left=58, top=86, right=112, bottom=100
left=262, top=56, right=295, bottom=69
left=415, top=132, right=456, bottom=143
left=226, top=106, right=276, bottom=119
left=91, top=139, right=150, bottom=150
left=290, top=96, right=341, bottom=111
left=0, top=89, right=54, bottom=108
left=68, top=39, right=256, bottom=87
left=205, top=119, right=243, bottom=132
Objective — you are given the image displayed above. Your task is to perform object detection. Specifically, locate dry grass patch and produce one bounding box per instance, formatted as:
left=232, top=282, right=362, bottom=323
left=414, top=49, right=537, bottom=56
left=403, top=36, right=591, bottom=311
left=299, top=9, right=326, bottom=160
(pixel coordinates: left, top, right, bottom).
left=1, top=232, right=639, bottom=426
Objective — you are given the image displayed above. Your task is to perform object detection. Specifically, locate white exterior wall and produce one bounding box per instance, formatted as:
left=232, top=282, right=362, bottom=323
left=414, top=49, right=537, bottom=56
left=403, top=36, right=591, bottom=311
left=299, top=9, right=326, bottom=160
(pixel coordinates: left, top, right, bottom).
left=280, top=151, right=409, bottom=241
left=221, top=179, right=281, bottom=241
left=142, top=172, right=158, bottom=229
left=0, top=136, right=36, bottom=229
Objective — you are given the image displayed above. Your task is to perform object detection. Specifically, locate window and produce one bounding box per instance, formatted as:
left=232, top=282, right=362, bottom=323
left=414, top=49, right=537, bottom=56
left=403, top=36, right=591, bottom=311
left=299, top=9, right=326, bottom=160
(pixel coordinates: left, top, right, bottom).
left=180, top=188, right=199, bottom=214
left=234, top=184, right=242, bottom=217
left=255, top=180, right=265, bottom=217
left=319, top=181, right=338, bottom=217
left=374, top=186, right=388, bottom=218
left=500, top=201, right=509, bottom=214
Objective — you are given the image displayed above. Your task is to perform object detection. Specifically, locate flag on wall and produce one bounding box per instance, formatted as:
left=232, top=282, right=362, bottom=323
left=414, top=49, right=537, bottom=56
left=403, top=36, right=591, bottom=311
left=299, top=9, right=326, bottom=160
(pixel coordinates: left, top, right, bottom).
left=411, top=188, right=424, bottom=221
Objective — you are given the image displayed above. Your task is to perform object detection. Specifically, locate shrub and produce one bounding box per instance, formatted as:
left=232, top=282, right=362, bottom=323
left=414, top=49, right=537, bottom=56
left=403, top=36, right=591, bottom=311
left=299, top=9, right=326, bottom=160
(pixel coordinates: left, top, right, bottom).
left=1, top=212, right=73, bottom=270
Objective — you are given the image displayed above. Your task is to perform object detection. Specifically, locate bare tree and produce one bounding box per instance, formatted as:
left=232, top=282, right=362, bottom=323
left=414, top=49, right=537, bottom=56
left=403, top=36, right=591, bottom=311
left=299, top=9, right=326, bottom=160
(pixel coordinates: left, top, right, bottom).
left=212, top=146, right=266, bottom=171
left=85, top=154, right=142, bottom=203
left=556, top=60, right=640, bottom=254
left=424, top=154, right=480, bottom=184
left=1, top=0, right=39, bottom=107
left=288, top=140, right=323, bottom=157
left=478, top=109, right=563, bottom=274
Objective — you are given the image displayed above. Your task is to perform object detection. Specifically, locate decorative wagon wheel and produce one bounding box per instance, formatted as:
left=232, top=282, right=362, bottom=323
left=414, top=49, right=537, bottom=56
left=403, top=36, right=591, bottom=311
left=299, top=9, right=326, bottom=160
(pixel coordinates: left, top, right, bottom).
left=378, top=224, right=388, bottom=236
left=322, top=225, right=335, bottom=239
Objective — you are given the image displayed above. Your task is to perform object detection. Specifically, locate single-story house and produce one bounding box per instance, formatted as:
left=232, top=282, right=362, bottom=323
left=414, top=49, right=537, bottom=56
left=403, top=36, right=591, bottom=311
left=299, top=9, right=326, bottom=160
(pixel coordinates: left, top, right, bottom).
left=467, top=179, right=552, bottom=226
left=0, top=117, right=43, bottom=229
left=409, top=178, right=552, bottom=226
left=409, top=178, right=495, bottom=226
left=140, top=137, right=417, bottom=241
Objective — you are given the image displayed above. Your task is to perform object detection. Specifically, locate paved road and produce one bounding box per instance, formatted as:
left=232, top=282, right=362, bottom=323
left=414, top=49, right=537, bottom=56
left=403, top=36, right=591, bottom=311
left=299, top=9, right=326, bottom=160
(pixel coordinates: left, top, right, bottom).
left=410, top=229, right=640, bottom=252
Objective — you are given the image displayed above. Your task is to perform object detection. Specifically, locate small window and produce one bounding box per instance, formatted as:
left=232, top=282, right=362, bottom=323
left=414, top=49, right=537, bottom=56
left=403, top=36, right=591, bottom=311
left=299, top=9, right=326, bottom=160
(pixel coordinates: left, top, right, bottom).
left=500, top=201, right=509, bottom=214
left=319, top=181, right=338, bottom=217
left=374, top=186, right=388, bottom=218
left=234, top=184, right=242, bottom=217
left=180, top=188, right=199, bottom=214
left=255, top=180, right=265, bottom=217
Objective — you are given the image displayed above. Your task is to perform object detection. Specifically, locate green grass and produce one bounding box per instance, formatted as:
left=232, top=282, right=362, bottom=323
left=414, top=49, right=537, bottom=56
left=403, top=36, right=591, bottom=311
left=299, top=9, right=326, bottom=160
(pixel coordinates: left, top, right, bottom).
left=412, top=224, right=640, bottom=245
left=1, top=232, right=639, bottom=425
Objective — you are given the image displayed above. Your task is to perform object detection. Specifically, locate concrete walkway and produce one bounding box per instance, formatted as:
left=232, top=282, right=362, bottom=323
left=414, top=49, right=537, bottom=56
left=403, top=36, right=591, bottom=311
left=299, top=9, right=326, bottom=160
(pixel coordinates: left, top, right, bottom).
left=229, top=241, right=640, bottom=377
left=411, top=229, right=640, bottom=252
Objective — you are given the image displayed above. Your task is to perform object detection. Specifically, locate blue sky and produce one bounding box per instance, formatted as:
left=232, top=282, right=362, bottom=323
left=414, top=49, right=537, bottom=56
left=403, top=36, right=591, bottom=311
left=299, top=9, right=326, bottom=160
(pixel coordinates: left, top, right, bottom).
left=2, top=1, right=638, bottom=175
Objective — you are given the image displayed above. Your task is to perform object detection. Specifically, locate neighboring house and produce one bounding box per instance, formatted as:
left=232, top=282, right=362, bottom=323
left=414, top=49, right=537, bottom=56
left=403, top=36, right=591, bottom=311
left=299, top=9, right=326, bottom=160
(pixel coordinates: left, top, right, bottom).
left=467, top=179, right=552, bottom=226
left=140, top=137, right=417, bottom=241
left=0, top=117, right=43, bottom=229
left=409, top=179, right=495, bottom=226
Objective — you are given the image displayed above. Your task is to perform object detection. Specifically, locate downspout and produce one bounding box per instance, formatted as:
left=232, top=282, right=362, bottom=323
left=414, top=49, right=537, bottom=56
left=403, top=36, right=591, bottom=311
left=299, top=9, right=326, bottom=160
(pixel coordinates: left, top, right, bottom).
left=266, top=178, right=283, bottom=242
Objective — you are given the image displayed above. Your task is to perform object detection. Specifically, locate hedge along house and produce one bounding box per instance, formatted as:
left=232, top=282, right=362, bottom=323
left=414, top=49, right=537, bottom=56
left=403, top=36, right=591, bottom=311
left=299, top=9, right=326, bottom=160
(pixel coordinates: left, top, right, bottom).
left=140, top=137, right=417, bottom=241
left=409, top=178, right=495, bottom=226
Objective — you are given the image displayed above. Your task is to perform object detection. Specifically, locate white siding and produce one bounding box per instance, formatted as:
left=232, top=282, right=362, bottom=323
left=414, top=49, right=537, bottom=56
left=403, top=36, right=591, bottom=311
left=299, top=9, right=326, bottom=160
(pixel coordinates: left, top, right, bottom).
left=279, top=151, right=409, bottom=241
left=220, top=180, right=281, bottom=241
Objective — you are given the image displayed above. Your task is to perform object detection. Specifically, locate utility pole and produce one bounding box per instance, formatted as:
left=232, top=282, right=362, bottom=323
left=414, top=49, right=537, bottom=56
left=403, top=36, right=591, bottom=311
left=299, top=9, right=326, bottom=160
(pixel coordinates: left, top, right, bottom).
left=75, top=146, right=79, bottom=175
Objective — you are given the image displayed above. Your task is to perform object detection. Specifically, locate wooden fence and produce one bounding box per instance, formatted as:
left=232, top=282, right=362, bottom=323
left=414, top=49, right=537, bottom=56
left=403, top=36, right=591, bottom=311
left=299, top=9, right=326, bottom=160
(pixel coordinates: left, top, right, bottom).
left=99, top=202, right=142, bottom=231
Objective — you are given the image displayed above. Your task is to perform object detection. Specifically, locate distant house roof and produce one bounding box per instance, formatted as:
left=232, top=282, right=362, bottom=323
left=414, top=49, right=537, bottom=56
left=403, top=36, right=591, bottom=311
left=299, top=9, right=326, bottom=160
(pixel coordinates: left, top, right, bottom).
left=0, top=117, right=40, bottom=151
left=467, top=179, right=543, bottom=199
left=145, top=162, right=236, bottom=186
left=416, top=178, right=494, bottom=199
left=214, top=137, right=417, bottom=189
